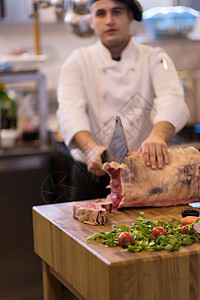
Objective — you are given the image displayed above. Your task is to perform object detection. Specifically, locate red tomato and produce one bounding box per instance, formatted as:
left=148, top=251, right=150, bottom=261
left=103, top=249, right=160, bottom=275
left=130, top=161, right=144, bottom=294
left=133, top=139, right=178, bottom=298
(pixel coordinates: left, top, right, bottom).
left=181, top=225, right=189, bottom=234
left=118, top=232, right=133, bottom=248
left=152, top=226, right=167, bottom=238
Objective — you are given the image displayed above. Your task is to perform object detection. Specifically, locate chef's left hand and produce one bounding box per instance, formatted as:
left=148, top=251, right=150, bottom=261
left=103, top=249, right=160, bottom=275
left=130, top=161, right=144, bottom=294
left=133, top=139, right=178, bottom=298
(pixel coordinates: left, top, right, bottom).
left=138, top=135, right=169, bottom=170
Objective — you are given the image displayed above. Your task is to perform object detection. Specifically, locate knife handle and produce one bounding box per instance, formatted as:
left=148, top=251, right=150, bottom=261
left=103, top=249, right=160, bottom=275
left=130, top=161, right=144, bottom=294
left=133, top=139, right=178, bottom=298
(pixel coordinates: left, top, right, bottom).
left=101, top=150, right=107, bottom=164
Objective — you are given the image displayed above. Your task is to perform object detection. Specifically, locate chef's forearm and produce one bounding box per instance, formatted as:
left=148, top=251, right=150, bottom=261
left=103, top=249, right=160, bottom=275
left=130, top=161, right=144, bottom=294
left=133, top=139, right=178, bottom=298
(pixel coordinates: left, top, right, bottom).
left=72, top=131, right=99, bottom=156
left=149, top=121, right=175, bottom=141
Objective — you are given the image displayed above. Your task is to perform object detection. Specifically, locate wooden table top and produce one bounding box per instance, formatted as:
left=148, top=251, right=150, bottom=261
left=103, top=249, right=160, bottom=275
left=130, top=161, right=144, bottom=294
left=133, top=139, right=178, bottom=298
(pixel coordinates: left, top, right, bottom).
left=32, top=201, right=200, bottom=300
left=33, top=201, right=200, bottom=264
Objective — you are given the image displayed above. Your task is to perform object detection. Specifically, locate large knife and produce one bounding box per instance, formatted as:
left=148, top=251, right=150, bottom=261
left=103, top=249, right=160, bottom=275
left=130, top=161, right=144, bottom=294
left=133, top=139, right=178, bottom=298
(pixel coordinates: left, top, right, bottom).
left=101, top=115, right=129, bottom=163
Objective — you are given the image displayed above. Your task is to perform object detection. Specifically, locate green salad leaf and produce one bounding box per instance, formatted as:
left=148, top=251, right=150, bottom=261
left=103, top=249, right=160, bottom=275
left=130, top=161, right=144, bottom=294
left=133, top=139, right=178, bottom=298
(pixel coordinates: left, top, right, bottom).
left=86, top=212, right=200, bottom=252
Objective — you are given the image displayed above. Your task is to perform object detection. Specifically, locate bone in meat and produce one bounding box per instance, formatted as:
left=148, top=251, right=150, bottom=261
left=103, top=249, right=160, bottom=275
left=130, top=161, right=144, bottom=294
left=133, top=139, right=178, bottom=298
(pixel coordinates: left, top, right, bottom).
left=73, top=202, right=106, bottom=225
left=103, top=147, right=200, bottom=209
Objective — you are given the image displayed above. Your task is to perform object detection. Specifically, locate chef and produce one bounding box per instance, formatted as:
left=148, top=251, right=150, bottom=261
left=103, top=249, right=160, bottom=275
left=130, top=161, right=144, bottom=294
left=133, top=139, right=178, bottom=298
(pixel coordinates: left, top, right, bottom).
left=57, top=0, right=189, bottom=200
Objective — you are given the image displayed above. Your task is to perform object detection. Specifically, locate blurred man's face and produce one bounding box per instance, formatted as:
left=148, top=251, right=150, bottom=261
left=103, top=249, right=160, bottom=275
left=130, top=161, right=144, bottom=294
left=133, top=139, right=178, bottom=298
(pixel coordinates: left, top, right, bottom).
left=90, top=0, right=132, bottom=49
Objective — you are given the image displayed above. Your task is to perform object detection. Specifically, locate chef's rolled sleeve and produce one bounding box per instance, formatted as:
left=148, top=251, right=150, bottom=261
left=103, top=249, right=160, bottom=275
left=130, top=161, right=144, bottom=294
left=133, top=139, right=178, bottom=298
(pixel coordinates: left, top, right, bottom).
left=150, top=47, right=189, bottom=133
left=57, top=51, right=91, bottom=146
left=152, top=96, right=190, bottom=133
left=56, top=105, right=91, bottom=146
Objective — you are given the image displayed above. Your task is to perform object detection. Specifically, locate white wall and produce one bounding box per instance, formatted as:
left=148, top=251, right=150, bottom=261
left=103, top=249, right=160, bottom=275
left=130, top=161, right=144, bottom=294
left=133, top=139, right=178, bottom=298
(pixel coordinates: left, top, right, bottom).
left=1, top=1, right=200, bottom=94
left=0, top=22, right=97, bottom=91
left=139, top=0, right=174, bottom=11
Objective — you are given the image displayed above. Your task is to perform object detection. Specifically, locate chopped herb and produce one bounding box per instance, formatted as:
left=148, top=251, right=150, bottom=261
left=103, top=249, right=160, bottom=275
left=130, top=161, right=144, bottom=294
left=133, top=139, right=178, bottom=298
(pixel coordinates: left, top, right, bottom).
left=86, top=213, right=200, bottom=252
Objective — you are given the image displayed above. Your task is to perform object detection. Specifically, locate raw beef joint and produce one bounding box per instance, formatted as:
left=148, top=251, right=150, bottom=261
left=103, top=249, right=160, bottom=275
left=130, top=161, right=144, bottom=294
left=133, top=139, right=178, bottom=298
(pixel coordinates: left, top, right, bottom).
left=73, top=202, right=106, bottom=225
left=103, top=147, right=200, bottom=209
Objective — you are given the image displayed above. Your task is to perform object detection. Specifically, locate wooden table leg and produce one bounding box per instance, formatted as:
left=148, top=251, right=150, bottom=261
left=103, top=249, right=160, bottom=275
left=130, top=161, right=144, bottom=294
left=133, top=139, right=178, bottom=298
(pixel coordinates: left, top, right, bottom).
left=42, top=261, right=62, bottom=300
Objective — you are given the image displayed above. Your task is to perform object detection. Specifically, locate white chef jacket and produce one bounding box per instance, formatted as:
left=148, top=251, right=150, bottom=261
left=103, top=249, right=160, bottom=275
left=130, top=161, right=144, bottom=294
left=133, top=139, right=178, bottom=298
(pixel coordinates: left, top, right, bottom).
left=57, top=38, right=189, bottom=162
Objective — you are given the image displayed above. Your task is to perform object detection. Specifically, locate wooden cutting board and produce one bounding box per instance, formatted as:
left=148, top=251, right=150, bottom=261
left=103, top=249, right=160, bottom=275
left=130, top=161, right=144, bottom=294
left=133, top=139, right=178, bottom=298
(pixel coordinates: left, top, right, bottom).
left=32, top=201, right=200, bottom=300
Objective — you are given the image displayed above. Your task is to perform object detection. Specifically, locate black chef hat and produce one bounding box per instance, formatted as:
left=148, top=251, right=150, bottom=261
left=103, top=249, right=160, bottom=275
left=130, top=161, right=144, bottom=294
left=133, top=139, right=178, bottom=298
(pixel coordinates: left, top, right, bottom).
left=89, top=0, right=142, bottom=21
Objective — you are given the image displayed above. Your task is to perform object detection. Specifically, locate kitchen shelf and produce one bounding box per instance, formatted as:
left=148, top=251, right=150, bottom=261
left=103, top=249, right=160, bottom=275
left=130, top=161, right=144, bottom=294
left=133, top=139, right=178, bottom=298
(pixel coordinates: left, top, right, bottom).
left=0, top=70, right=48, bottom=149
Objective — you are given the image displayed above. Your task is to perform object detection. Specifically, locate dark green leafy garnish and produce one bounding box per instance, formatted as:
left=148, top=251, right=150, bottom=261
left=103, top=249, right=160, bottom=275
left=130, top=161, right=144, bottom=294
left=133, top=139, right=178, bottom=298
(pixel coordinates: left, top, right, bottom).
left=86, top=212, right=200, bottom=252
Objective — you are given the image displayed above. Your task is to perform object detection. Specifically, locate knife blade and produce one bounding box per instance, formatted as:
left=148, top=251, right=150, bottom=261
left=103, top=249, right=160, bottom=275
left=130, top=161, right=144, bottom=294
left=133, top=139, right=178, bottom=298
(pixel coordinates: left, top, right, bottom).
left=101, top=115, right=129, bottom=163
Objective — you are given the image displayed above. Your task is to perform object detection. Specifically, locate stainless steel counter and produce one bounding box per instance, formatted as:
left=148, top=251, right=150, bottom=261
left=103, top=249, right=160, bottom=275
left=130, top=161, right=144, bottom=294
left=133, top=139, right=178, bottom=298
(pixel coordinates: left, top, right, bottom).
left=169, top=141, right=200, bottom=150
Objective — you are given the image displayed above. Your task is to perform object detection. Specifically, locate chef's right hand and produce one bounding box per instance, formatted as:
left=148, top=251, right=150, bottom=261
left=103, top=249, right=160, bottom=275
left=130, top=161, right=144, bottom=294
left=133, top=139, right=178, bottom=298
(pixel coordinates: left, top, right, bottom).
left=138, top=136, right=168, bottom=170
left=86, top=146, right=107, bottom=176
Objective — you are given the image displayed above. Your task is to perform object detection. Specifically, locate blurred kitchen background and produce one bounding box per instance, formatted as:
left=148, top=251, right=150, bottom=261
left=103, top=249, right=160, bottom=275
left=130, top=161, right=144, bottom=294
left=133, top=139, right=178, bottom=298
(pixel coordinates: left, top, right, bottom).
left=1, top=0, right=200, bottom=299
